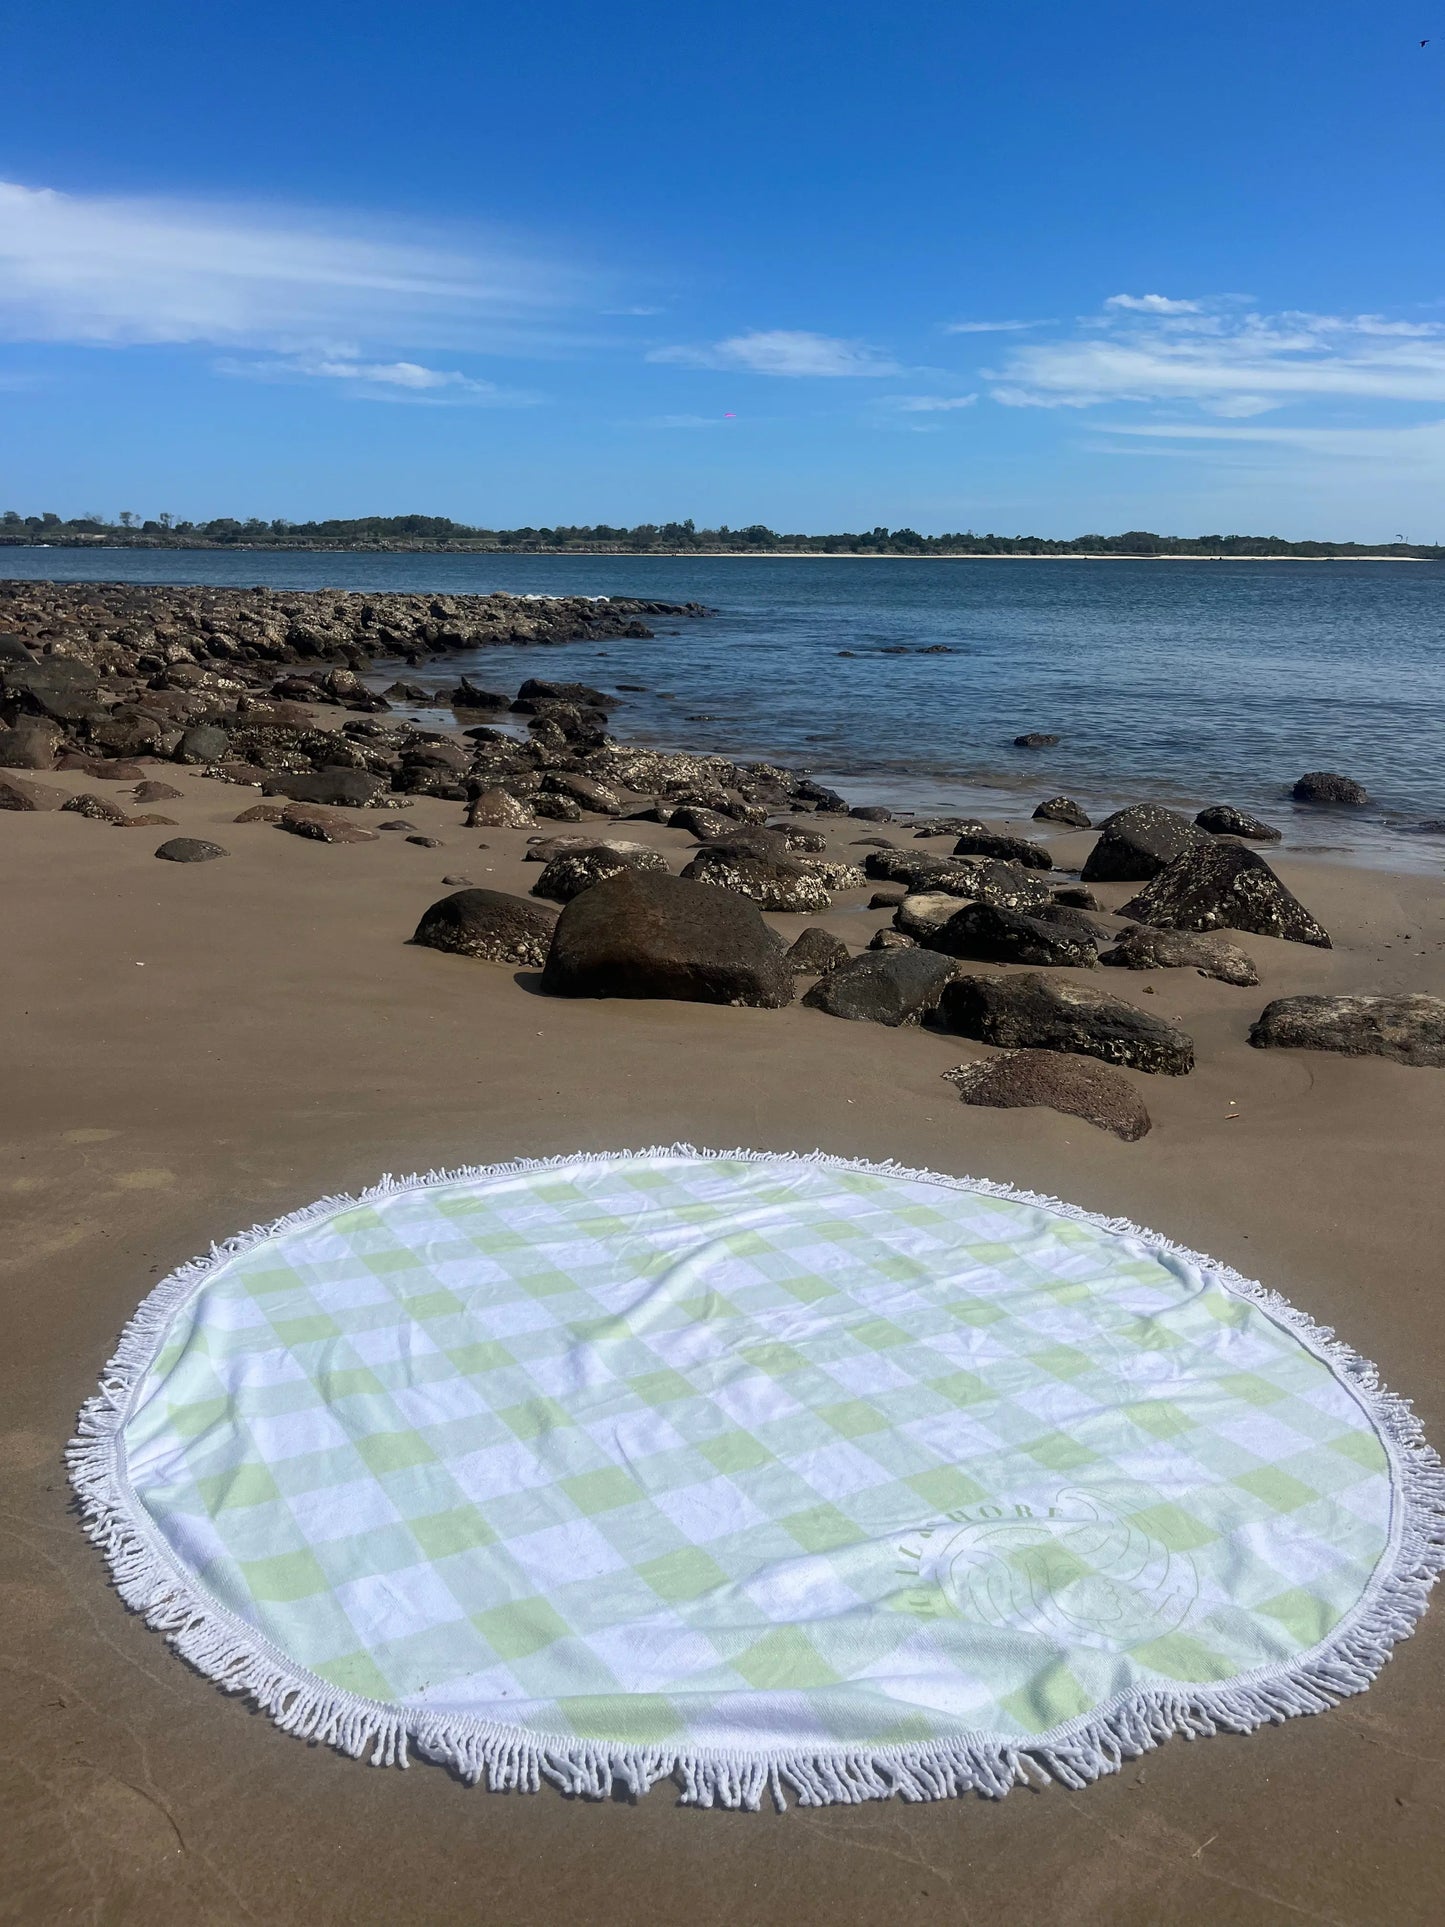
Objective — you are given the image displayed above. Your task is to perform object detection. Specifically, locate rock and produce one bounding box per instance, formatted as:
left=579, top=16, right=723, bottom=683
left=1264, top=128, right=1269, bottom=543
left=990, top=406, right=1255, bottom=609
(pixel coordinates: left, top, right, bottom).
left=0, top=716, right=62, bottom=769
left=894, top=891, right=967, bottom=940
left=516, top=676, right=617, bottom=710
left=1249, top=995, right=1445, bottom=1067
left=924, top=902, right=1100, bottom=968
left=1033, top=796, right=1091, bottom=828
left=1080, top=804, right=1208, bottom=883
left=799, top=856, right=867, bottom=890
left=261, top=768, right=388, bottom=808
left=864, top=848, right=1050, bottom=907
left=174, top=723, right=231, bottom=765
left=119, top=813, right=178, bottom=827
left=540, top=869, right=793, bottom=1007
left=62, top=792, right=129, bottom=824
left=450, top=678, right=510, bottom=709
left=848, top=805, right=893, bottom=822
left=278, top=804, right=380, bottom=844
left=59, top=755, right=146, bottom=781
left=465, top=788, right=534, bottom=829
left=951, top=828, right=1053, bottom=870
left=869, top=888, right=906, bottom=909
left=1292, top=771, right=1369, bottom=807
left=1195, top=803, right=1282, bottom=841
left=937, top=973, right=1194, bottom=1074
left=1119, top=840, right=1330, bottom=948
left=1102, top=925, right=1260, bottom=986
left=802, top=947, right=957, bottom=1026
left=531, top=843, right=668, bottom=904
left=441, top=874, right=472, bottom=885
left=133, top=780, right=184, bottom=803
left=868, top=927, right=917, bottom=951
left=233, top=801, right=288, bottom=823
left=1013, top=732, right=1060, bottom=749
left=700, top=826, right=796, bottom=863
left=776, top=825, right=828, bottom=853
left=155, top=837, right=228, bottom=863
left=542, top=772, right=622, bottom=815
left=1052, top=884, right=1100, bottom=910
left=532, top=793, right=586, bottom=822
left=786, top=926, right=851, bottom=975
left=412, top=888, right=559, bottom=966
left=383, top=679, right=432, bottom=703
left=681, top=845, right=832, bottom=913
left=946, top=1051, right=1151, bottom=1140
left=0, top=774, right=66, bottom=810
left=1, top=656, right=101, bottom=724
left=407, top=835, right=442, bottom=848
left=669, top=805, right=733, bottom=841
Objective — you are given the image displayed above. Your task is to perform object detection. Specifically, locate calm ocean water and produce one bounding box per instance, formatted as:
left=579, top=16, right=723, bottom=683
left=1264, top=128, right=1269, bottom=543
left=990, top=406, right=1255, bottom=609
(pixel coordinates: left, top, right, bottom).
left=6, top=548, right=1443, bottom=868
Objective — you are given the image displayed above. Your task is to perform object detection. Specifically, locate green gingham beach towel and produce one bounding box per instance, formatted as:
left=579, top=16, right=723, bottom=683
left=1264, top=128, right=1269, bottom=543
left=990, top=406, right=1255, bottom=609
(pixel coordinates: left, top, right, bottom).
left=71, top=1149, right=1444, bottom=1808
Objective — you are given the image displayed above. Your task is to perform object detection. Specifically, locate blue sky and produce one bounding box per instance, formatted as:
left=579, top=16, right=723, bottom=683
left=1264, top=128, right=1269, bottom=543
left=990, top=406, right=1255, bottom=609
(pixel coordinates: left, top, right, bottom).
left=2, top=0, right=1443, bottom=537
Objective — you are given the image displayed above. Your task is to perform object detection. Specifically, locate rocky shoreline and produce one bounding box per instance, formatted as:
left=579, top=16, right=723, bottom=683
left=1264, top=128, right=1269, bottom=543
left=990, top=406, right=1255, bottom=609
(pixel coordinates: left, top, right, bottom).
left=4, top=580, right=1440, bottom=1145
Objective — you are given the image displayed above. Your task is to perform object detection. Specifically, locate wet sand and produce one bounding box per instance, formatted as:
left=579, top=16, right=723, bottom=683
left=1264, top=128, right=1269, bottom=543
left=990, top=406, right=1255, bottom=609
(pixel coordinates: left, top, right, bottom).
left=3, top=772, right=1444, bottom=1926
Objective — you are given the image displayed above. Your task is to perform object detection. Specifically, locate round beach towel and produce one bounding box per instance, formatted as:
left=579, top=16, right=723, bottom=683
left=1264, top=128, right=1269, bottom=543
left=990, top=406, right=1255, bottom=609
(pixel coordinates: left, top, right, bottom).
left=71, top=1149, right=1443, bottom=1808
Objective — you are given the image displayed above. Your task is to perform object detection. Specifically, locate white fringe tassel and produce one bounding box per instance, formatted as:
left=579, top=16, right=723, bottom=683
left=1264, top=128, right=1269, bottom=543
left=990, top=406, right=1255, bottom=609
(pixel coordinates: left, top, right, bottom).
left=68, top=1145, right=1445, bottom=1810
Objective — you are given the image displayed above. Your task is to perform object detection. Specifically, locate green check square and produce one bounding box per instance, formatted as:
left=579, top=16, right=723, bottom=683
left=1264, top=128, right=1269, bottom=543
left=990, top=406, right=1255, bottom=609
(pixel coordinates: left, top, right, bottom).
left=637, top=1546, right=726, bottom=1603
left=699, top=1431, right=773, bottom=1474
left=818, top=1399, right=888, bottom=1439
left=734, top=1625, right=839, bottom=1690
left=1232, top=1467, right=1318, bottom=1513
left=563, top=1468, right=642, bottom=1515
left=240, top=1548, right=330, bottom=1602
left=473, top=1597, right=570, bottom=1660
left=629, top=1368, right=693, bottom=1407
left=907, top=1466, right=986, bottom=1513
left=409, top=1505, right=495, bottom=1560
left=354, top=1430, right=435, bottom=1475
left=782, top=1503, right=859, bottom=1553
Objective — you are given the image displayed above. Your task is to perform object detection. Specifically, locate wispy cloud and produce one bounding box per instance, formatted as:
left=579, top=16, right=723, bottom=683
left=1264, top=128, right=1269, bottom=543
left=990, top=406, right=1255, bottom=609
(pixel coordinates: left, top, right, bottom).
left=990, top=302, right=1445, bottom=411
left=942, top=319, right=1050, bottom=334
left=647, top=329, right=901, bottom=377
left=214, top=350, right=541, bottom=404
left=0, top=178, right=586, bottom=352
left=644, top=412, right=735, bottom=429
left=1104, top=293, right=1202, bottom=315
left=883, top=393, right=978, bottom=412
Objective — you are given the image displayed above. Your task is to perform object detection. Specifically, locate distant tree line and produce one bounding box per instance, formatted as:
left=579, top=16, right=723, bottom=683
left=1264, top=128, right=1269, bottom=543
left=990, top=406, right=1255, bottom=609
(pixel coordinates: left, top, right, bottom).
left=2, top=508, right=1440, bottom=559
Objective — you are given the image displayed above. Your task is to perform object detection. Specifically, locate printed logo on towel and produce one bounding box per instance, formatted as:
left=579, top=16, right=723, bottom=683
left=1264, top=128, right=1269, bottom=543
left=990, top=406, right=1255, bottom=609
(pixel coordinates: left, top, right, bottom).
left=894, top=1486, right=1199, bottom=1646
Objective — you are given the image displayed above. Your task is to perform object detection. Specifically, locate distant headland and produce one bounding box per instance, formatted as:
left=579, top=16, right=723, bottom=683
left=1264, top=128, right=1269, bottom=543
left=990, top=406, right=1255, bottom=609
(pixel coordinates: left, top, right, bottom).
left=2, top=511, right=1440, bottom=560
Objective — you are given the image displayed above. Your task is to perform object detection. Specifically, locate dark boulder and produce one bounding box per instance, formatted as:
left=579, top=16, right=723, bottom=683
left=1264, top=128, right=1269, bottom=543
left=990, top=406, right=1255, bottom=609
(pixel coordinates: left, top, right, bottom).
left=1013, top=732, right=1060, bottom=749
left=155, top=837, right=228, bottom=863
left=937, top=972, right=1194, bottom=1074
left=1119, top=840, right=1330, bottom=948
left=465, top=788, right=533, bottom=828
left=516, top=676, right=617, bottom=709
left=531, top=842, right=668, bottom=904
left=868, top=927, right=917, bottom=951
left=412, top=888, right=559, bottom=966
left=946, top=1050, right=1151, bottom=1141
left=133, top=780, right=184, bottom=804
left=540, top=869, right=793, bottom=1007
left=541, top=772, right=622, bottom=815
left=848, top=804, right=893, bottom=822
left=669, top=805, right=733, bottom=841
left=951, top=828, right=1052, bottom=869
left=449, top=678, right=509, bottom=709
left=1052, top=884, right=1100, bottom=910
left=1102, top=925, right=1259, bottom=986
left=1033, top=796, right=1091, bottom=828
left=681, top=844, right=832, bottom=912
left=802, top=947, right=957, bottom=1026
left=532, top=794, right=585, bottom=821
left=1080, top=805, right=1207, bottom=883
left=2, top=656, right=102, bottom=725
left=1249, top=995, right=1445, bottom=1067
left=0, top=774, right=66, bottom=810
left=261, top=767, right=388, bottom=808
left=1195, top=803, right=1282, bottom=841
left=278, top=804, right=379, bottom=844
left=62, top=792, right=129, bottom=824
left=0, top=716, right=62, bottom=769
left=924, top=901, right=1100, bottom=968
left=174, top=723, right=231, bottom=765
left=786, top=926, right=851, bottom=975
left=1292, top=771, right=1368, bottom=807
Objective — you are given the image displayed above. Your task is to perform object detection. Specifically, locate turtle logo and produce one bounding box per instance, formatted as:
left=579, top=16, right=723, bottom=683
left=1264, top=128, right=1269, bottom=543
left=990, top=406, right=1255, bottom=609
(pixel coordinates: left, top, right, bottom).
left=895, top=1487, right=1198, bottom=1646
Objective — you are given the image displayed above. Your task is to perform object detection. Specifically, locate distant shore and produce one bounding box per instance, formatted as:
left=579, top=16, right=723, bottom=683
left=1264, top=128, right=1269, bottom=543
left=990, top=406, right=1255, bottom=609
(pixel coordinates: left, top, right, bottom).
left=2, top=541, right=1436, bottom=563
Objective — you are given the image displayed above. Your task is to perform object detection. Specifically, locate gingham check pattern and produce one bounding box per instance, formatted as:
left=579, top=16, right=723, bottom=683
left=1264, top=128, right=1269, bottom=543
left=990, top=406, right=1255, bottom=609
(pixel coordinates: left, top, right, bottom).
left=122, top=1155, right=1392, bottom=1751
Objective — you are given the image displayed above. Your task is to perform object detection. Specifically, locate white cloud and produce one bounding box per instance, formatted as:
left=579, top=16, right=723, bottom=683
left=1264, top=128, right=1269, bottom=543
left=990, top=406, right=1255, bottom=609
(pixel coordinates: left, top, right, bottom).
left=214, top=351, right=541, bottom=404
left=0, top=178, right=584, bottom=351
left=990, top=305, right=1445, bottom=410
left=1104, top=293, right=1202, bottom=315
left=646, top=412, right=732, bottom=429
left=942, top=319, right=1050, bottom=334
left=888, top=393, right=979, bottom=412
left=647, top=329, right=901, bottom=377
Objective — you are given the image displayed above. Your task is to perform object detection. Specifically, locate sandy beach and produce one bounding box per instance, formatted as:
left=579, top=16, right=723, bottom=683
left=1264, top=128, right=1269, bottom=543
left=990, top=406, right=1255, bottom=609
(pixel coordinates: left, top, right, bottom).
left=3, top=737, right=1444, bottom=1924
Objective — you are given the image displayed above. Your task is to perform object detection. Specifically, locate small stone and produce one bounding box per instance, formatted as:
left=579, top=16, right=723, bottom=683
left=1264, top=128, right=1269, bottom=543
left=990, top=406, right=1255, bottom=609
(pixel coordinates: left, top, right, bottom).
left=1101, top=926, right=1260, bottom=986
left=868, top=928, right=917, bottom=951
left=133, top=780, right=184, bottom=803
left=155, top=837, right=228, bottom=863
left=119, top=813, right=178, bottom=827
left=869, top=888, right=906, bottom=909
left=1033, top=796, right=1091, bottom=828
left=412, top=888, right=559, bottom=967
left=233, top=802, right=288, bottom=824
left=937, top=972, right=1194, bottom=1075
left=786, top=926, right=851, bottom=975
left=1249, top=994, right=1445, bottom=1067
left=279, top=804, right=380, bottom=844
left=407, top=835, right=442, bottom=848
left=848, top=805, right=893, bottom=822
left=62, top=792, right=129, bottom=824
left=1013, top=732, right=1060, bottom=749
left=946, top=1051, right=1151, bottom=1140
left=1195, top=804, right=1282, bottom=841
left=802, top=947, right=957, bottom=1026
left=1292, top=772, right=1369, bottom=807
left=441, top=874, right=472, bottom=886
left=465, top=789, right=533, bottom=829
left=0, top=774, right=67, bottom=810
